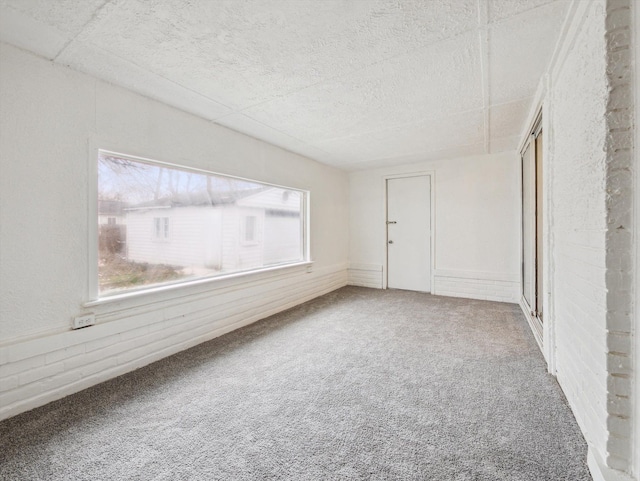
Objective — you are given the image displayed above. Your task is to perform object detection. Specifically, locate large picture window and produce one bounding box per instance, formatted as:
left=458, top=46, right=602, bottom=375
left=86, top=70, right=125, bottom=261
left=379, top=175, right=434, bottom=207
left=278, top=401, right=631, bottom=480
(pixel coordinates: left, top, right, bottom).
left=97, top=150, right=307, bottom=297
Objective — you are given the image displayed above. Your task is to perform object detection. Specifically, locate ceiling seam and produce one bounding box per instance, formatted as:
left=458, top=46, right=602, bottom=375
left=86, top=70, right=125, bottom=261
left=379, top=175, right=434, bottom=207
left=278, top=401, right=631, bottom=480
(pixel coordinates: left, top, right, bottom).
left=52, top=0, right=112, bottom=62
left=487, top=0, right=559, bottom=27
left=229, top=2, right=563, bottom=118
left=477, top=0, right=491, bottom=154
left=59, top=40, right=236, bottom=114
left=9, top=0, right=561, bottom=169
left=47, top=1, right=236, bottom=117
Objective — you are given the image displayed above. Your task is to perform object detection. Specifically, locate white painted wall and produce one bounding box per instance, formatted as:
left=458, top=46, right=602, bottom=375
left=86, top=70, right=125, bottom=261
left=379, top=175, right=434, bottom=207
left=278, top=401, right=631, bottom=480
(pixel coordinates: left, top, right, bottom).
left=0, top=42, right=349, bottom=420
left=348, top=152, right=520, bottom=303
left=540, top=0, right=636, bottom=479
left=547, top=0, right=609, bottom=465
left=634, top=0, right=640, bottom=477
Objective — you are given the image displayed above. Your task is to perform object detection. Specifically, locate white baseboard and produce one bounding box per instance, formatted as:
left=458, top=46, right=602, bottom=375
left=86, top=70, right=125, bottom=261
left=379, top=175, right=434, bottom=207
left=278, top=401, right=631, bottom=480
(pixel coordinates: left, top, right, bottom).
left=347, top=263, right=383, bottom=289
left=433, top=269, right=519, bottom=303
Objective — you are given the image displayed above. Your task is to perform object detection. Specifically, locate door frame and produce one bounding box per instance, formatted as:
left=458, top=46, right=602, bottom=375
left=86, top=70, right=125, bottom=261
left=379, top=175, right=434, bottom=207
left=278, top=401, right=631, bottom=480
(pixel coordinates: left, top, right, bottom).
left=382, top=171, right=435, bottom=293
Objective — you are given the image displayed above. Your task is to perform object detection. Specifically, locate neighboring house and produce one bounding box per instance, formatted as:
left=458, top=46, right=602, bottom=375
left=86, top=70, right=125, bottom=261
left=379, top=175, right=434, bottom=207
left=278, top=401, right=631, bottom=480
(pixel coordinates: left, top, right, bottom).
left=124, top=187, right=302, bottom=274
left=98, top=199, right=127, bottom=226
left=98, top=199, right=127, bottom=254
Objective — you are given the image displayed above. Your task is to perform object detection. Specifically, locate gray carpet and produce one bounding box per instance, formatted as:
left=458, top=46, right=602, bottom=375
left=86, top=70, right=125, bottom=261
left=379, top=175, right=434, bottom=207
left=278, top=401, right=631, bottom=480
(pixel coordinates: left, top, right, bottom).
left=0, top=286, right=591, bottom=480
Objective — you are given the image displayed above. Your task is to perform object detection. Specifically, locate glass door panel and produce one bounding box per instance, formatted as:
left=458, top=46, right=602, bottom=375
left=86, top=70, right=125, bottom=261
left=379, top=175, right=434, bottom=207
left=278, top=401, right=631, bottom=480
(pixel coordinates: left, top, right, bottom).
left=522, top=141, right=536, bottom=310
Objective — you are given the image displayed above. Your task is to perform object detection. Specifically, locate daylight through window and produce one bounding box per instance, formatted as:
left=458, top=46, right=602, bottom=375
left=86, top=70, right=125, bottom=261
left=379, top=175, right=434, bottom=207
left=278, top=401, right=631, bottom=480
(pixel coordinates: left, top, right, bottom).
left=97, top=151, right=307, bottom=297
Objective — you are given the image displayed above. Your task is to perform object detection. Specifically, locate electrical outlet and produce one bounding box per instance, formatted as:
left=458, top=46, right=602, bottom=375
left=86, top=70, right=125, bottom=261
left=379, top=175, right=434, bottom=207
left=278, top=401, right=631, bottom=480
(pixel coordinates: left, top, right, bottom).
left=306, top=265, right=313, bottom=273
left=73, top=314, right=95, bottom=330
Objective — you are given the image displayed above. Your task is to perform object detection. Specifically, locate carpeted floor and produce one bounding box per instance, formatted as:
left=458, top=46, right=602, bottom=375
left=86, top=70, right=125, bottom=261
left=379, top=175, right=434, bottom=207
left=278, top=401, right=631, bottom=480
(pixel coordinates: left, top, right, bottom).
left=0, top=286, right=591, bottom=480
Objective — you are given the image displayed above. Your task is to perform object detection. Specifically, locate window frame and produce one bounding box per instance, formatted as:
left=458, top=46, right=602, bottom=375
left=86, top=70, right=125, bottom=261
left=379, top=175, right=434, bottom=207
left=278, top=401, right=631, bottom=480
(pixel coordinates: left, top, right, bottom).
left=88, top=147, right=310, bottom=304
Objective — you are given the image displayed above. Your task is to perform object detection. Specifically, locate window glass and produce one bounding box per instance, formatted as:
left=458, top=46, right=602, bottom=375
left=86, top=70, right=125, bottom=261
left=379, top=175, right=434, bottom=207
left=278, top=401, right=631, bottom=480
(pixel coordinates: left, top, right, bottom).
left=97, top=151, right=306, bottom=296
left=243, top=216, right=257, bottom=243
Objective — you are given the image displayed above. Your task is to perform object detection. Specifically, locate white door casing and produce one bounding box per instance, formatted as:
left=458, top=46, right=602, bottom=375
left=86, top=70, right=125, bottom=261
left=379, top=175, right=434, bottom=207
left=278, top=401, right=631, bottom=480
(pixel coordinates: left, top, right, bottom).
left=386, top=175, right=431, bottom=292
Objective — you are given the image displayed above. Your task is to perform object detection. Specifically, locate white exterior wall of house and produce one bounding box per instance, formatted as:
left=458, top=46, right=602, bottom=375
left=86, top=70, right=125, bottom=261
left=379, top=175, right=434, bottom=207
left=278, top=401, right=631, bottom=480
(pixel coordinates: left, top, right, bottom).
left=226, top=205, right=266, bottom=271
left=217, top=205, right=265, bottom=272
left=98, top=214, right=126, bottom=225
left=237, top=188, right=302, bottom=212
left=0, top=42, right=349, bottom=421
left=238, top=188, right=303, bottom=267
left=264, top=214, right=301, bottom=266
left=125, top=206, right=223, bottom=270
left=124, top=188, right=303, bottom=274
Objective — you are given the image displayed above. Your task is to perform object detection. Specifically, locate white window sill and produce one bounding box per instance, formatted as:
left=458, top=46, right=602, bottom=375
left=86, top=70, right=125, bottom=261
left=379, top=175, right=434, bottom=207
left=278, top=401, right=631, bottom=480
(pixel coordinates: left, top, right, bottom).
left=84, top=260, right=313, bottom=308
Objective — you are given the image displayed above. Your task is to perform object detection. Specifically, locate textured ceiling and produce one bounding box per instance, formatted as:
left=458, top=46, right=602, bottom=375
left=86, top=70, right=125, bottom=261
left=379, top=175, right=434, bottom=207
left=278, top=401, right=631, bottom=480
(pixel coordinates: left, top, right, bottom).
left=0, top=0, right=570, bottom=170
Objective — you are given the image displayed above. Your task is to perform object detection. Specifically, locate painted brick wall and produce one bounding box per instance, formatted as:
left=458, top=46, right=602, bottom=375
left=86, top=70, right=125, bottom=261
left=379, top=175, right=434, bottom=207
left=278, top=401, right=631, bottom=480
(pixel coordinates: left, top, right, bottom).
left=549, top=0, right=610, bottom=465
left=548, top=0, right=635, bottom=475
left=433, top=270, right=519, bottom=303
left=0, top=263, right=347, bottom=420
left=604, top=0, right=634, bottom=471
left=347, top=264, right=383, bottom=289
left=0, top=43, right=349, bottom=421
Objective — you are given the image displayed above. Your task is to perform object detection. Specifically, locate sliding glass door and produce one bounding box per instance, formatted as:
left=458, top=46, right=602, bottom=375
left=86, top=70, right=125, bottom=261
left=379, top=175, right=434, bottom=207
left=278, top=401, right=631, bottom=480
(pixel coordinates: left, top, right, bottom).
left=522, top=117, right=543, bottom=341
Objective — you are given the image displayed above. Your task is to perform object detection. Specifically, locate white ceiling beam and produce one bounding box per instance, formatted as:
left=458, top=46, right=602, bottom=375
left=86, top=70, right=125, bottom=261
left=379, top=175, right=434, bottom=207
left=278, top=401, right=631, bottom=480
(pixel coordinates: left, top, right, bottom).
left=477, top=0, right=491, bottom=154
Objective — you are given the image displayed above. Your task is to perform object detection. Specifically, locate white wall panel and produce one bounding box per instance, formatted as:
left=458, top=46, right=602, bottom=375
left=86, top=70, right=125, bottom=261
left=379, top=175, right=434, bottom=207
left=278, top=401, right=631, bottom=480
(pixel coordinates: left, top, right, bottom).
left=0, top=43, right=348, bottom=419
left=349, top=151, right=520, bottom=303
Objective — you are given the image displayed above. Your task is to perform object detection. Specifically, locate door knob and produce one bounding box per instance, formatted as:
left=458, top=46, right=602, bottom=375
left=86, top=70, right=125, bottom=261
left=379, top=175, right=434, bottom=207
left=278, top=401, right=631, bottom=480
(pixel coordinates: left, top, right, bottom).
left=388, top=240, right=394, bottom=244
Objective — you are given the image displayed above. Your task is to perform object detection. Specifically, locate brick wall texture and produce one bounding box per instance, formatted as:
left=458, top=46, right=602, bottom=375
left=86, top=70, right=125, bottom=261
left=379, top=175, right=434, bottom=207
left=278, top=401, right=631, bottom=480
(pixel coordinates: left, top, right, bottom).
left=550, top=0, right=634, bottom=473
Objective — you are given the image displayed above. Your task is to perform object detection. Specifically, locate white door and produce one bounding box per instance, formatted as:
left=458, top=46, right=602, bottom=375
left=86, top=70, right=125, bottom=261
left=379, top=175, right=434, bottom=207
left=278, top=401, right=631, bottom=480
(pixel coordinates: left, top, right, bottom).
left=386, top=175, right=431, bottom=292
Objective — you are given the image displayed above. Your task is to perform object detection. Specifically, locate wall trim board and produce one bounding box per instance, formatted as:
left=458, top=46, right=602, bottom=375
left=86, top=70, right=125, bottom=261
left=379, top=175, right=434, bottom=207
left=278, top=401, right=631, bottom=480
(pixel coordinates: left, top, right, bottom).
left=347, top=263, right=383, bottom=289
left=0, top=265, right=347, bottom=421
left=347, top=266, right=520, bottom=303
left=433, top=268, right=518, bottom=283
left=433, top=268, right=519, bottom=303
left=348, top=263, right=382, bottom=272
left=548, top=0, right=592, bottom=85
left=433, top=274, right=519, bottom=304
left=541, top=91, right=557, bottom=376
